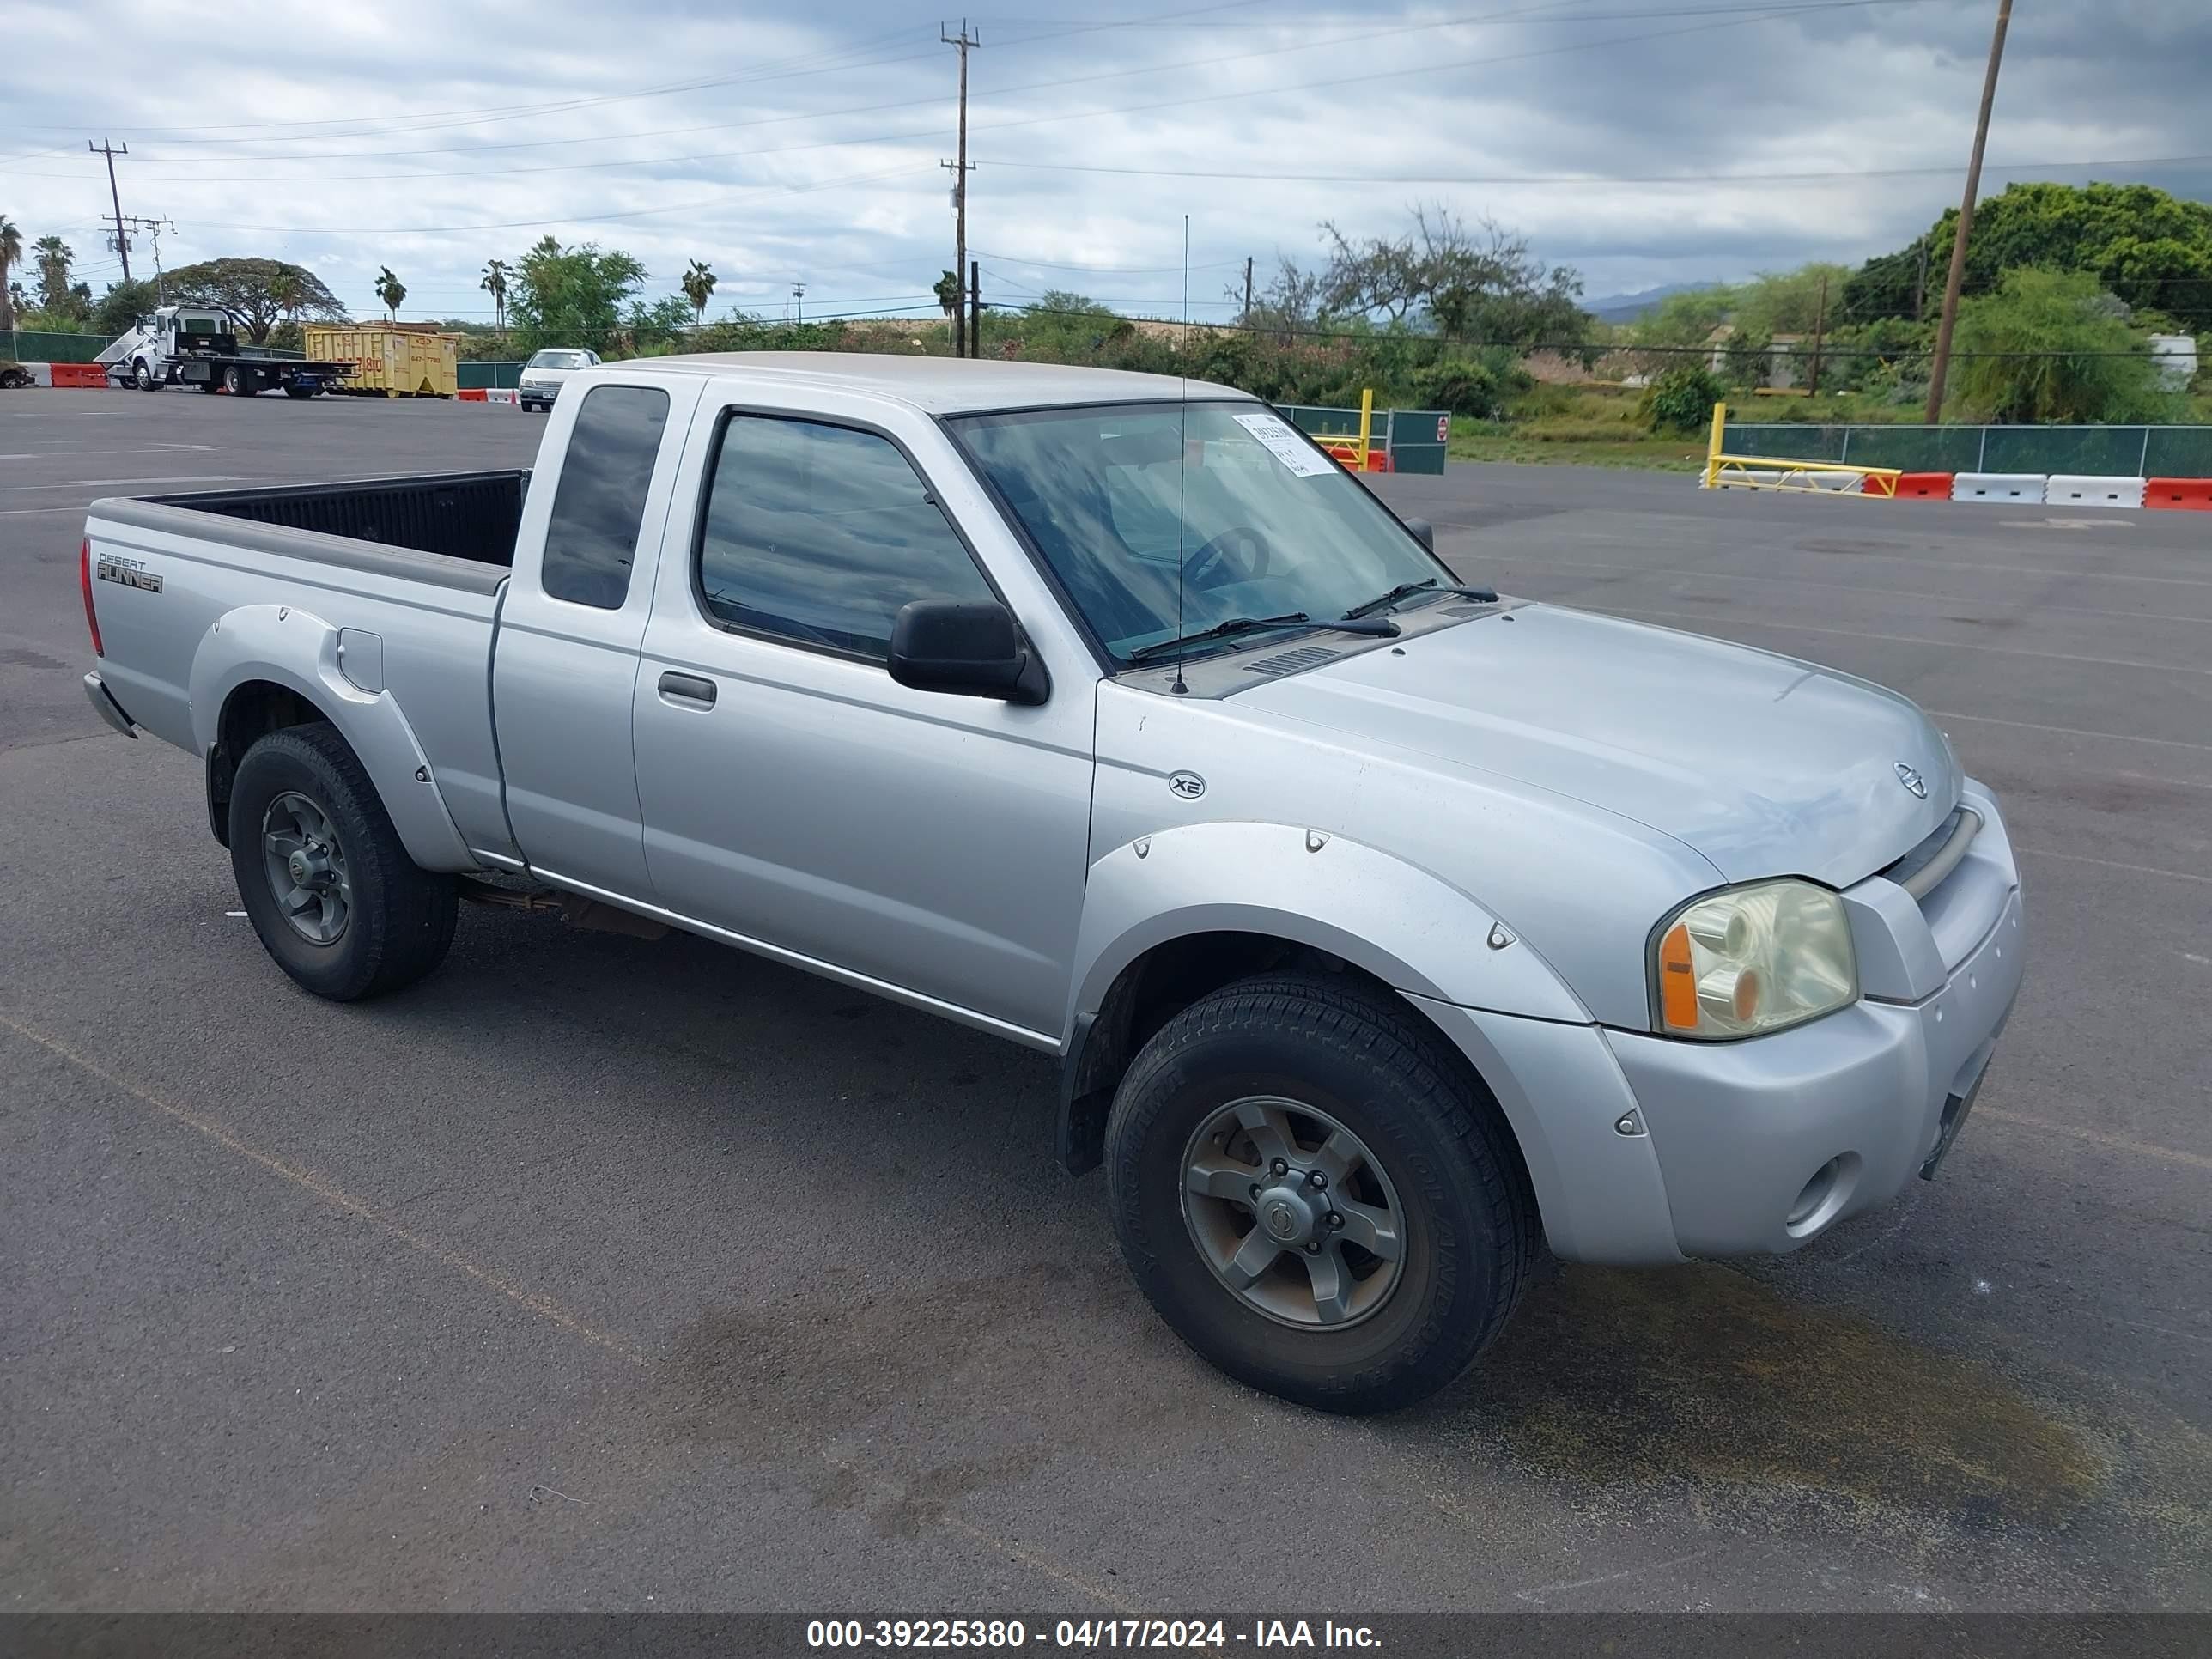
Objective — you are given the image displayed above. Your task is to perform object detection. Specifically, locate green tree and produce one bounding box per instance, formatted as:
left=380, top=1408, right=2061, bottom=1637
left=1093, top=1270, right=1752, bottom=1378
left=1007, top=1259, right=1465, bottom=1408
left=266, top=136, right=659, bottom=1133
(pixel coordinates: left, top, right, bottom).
left=1639, top=364, right=1727, bottom=433
left=164, top=258, right=345, bottom=343
left=506, top=236, right=647, bottom=356
left=1947, top=269, right=2177, bottom=423
left=1849, top=182, right=2212, bottom=331
left=33, top=235, right=77, bottom=313
left=480, top=258, right=511, bottom=331
left=0, top=216, right=21, bottom=330
left=679, top=259, right=717, bottom=328
left=623, top=295, right=694, bottom=353
left=375, top=266, right=406, bottom=320
left=92, top=276, right=159, bottom=336
left=1321, top=205, right=1592, bottom=351
left=933, top=269, right=964, bottom=336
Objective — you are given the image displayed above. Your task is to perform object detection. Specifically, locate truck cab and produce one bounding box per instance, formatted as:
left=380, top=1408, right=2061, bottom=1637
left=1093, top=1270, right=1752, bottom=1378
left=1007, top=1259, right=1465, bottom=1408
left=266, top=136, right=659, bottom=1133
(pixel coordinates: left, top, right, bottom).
left=99, top=304, right=347, bottom=398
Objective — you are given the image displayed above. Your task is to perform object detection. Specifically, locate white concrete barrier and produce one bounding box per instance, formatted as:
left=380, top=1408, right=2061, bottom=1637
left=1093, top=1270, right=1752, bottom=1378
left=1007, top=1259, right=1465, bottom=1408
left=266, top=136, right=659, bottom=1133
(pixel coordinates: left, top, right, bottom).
left=1, top=362, right=56, bottom=387
left=1952, top=472, right=2046, bottom=503
left=1792, top=470, right=1866, bottom=492
left=2044, top=475, right=2147, bottom=509
left=483, top=388, right=519, bottom=405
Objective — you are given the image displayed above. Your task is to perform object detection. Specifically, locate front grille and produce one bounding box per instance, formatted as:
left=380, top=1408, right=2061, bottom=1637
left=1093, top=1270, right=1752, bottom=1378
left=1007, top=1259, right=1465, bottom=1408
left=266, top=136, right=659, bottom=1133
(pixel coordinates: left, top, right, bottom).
left=1883, top=807, right=1978, bottom=901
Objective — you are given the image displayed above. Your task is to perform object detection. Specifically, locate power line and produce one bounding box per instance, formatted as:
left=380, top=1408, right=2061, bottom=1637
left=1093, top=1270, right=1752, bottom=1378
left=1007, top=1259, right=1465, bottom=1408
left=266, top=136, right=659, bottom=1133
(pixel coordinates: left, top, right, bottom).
left=974, top=153, right=2212, bottom=187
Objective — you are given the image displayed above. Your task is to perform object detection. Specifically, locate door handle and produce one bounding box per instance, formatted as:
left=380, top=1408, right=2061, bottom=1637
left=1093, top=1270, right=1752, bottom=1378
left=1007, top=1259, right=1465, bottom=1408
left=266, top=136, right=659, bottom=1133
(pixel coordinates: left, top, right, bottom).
left=657, top=671, right=717, bottom=708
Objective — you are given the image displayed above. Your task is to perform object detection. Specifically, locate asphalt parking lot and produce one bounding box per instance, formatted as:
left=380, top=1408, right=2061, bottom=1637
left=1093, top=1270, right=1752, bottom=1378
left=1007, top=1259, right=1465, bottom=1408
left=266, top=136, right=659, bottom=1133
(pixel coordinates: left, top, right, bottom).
left=3, top=389, right=2207, bottom=1614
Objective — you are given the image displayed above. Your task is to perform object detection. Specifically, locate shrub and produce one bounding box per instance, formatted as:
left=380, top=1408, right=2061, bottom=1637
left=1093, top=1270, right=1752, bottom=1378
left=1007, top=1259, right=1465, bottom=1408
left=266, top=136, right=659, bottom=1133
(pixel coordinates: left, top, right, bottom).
left=1639, top=365, right=1726, bottom=433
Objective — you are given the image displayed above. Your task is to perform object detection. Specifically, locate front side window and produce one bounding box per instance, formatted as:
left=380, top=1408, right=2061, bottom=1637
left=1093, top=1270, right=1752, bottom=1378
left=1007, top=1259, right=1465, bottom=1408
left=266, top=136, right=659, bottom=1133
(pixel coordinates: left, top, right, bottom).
left=950, top=400, right=1450, bottom=664
left=696, top=416, right=994, bottom=660
left=539, top=384, right=668, bottom=609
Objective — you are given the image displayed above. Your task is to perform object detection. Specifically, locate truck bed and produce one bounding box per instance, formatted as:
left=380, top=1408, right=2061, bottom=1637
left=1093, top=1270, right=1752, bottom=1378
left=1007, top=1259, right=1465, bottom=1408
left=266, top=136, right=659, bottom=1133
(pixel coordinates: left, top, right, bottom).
left=145, top=470, right=529, bottom=566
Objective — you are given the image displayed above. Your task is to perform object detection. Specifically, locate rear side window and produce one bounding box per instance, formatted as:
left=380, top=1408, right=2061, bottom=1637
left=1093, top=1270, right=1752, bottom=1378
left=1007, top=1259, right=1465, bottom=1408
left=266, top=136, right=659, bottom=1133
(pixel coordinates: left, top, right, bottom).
left=540, top=384, right=669, bottom=608
left=695, top=415, right=994, bottom=659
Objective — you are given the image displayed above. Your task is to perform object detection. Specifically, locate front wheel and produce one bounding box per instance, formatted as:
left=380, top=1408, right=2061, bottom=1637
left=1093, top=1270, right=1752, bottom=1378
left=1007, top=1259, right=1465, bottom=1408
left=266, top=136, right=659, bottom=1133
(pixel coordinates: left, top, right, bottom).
left=132, top=360, right=155, bottom=391
left=228, top=723, right=459, bottom=1000
left=1105, top=974, right=1537, bottom=1413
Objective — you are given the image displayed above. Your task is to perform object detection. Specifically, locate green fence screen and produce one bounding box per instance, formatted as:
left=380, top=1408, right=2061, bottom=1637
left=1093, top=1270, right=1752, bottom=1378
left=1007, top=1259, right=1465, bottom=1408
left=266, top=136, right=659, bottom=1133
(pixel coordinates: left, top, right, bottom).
left=1279, top=403, right=1449, bottom=473
left=5, top=329, right=112, bottom=364
left=457, top=361, right=524, bottom=390
left=1725, top=423, right=2212, bottom=477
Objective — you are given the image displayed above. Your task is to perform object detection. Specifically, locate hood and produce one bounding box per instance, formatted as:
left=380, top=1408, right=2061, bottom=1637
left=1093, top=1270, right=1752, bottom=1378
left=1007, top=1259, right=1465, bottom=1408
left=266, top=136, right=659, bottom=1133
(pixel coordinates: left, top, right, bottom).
left=1237, top=603, right=1957, bottom=889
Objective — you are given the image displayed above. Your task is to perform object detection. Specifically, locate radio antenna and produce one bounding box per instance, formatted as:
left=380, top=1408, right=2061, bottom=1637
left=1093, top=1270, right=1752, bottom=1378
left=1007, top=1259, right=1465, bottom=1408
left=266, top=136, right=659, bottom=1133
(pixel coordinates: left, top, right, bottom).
left=1170, top=214, right=1191, bottom=696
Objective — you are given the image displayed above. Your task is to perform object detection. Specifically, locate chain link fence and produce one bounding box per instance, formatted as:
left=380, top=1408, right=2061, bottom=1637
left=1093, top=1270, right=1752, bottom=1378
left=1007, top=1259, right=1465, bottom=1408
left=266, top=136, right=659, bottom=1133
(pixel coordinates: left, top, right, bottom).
left=1725, top=424, right=2212, bottom=477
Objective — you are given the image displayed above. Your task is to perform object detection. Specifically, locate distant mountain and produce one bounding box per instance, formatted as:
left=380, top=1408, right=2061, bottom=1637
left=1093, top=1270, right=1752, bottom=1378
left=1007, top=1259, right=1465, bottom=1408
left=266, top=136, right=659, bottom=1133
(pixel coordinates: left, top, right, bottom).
left=1582, top=282, right=1723, bottom=323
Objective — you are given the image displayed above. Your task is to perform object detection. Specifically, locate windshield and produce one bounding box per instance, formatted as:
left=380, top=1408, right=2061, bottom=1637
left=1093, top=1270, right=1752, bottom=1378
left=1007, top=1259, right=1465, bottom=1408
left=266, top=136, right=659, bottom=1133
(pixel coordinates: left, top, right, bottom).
left=949, top=400, right=1450, bottom=664
left=530, top=350, right=591, bottom=369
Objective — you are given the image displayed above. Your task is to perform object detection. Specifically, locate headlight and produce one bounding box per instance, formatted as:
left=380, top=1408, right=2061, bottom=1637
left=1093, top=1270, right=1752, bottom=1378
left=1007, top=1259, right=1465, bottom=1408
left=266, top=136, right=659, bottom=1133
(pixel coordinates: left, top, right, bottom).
left=1652, top=879, right=1857, bottom=1039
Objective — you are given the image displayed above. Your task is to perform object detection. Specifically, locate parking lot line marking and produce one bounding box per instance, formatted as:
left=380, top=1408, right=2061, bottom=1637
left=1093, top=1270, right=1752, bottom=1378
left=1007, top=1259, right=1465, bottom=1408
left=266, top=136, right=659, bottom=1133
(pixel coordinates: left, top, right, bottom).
left=1578, top=605, right=2212, bottom=677
left=0, top=475, right=244, bottom=492
left=0, top=1010, right=650, bottom=1366
left=1980, top=1107, right=2212, bottom=1176
left=1925, top=711, right=2212, bottom=754
left=2015, top=846, right=2212, bottom=886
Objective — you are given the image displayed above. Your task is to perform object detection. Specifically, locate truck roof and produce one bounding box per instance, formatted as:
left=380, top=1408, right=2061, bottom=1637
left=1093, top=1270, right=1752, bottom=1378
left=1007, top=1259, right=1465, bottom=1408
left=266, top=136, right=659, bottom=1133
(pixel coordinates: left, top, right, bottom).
left=616, top=351, right=1251, bottom=415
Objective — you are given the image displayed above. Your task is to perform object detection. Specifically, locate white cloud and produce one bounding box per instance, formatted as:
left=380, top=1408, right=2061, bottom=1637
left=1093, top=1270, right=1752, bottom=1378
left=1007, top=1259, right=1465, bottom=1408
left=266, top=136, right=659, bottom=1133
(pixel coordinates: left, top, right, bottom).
left=5, top=0, right=2206, bottom=323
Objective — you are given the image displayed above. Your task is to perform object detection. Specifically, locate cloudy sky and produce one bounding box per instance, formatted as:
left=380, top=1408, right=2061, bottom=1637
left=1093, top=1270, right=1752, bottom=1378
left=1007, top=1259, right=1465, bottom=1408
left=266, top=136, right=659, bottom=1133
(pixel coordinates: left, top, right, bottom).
left=6, top=0, right=2208, bottom=328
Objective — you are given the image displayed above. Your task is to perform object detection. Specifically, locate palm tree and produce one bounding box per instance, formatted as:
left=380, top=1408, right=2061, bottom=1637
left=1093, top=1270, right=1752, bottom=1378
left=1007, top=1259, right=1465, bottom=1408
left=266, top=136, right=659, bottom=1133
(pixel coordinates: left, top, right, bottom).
left=32, top=235, right=74, bottom=311
left=480, top=258, right=510, bottom=331
left=375, top=266, right=406, bottom=321
left=680, top=259, right=717, bottom=328
left=0, top=216, right=23, bottom=330
left=269, top=268, right=302, bottom=334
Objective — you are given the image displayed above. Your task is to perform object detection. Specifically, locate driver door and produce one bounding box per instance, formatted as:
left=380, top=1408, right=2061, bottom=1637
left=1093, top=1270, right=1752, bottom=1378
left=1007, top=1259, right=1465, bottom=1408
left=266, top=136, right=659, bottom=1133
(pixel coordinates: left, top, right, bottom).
left=630, top=397, right=1096, bottom=1042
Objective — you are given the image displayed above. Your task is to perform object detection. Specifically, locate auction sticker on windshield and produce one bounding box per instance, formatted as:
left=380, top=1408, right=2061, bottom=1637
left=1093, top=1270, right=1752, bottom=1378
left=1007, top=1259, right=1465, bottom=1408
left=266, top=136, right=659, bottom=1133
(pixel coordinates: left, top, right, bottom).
left=1231, top=410, right=1334, bottom=477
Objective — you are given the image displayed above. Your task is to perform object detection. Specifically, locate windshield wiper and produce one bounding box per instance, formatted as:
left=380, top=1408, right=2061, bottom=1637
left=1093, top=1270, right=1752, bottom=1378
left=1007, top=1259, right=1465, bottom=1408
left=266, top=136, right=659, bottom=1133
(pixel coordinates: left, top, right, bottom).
left=1341, top=577, right=1499, bottom=621
left=1128, top=613, right=1313, bottom=662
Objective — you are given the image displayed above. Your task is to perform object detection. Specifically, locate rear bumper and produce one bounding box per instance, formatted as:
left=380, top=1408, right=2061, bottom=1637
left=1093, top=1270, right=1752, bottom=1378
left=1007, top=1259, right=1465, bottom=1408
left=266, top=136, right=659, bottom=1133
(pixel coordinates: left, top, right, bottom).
left=82, top=671, right=138, bottom=738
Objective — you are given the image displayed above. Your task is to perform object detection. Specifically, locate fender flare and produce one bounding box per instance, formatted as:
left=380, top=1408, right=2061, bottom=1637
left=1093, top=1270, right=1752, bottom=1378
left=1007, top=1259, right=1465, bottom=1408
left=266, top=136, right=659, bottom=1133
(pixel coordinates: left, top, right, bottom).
left=1067, top=820, right=1590, bottom=1037
left=189, top=603, right=474, bottom=872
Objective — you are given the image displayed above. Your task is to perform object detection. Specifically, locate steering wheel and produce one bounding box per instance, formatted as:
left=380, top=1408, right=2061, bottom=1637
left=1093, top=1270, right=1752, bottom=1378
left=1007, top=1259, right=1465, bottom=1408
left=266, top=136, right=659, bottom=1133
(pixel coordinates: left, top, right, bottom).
left=1184, top=526, right=1271, bottom=590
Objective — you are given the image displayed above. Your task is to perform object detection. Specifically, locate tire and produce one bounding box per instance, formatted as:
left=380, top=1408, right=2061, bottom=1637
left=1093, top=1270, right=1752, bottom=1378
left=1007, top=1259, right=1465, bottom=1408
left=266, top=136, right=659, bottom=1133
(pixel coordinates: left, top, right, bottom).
left=283, top=384, right=314, bottom=399
left=224, top=364, right=252, bottom=396
left=133, top=360, right=155, bottom=391
left=1105, top=972, right=1536, bottom=1414
left=227, top=723, right=459, bottom=1001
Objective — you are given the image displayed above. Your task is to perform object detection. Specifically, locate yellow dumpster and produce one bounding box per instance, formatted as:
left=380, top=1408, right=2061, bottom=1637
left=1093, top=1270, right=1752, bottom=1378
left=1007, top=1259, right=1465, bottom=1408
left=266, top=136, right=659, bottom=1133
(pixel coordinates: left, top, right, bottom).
left=303, top=323, right=459, bottom=398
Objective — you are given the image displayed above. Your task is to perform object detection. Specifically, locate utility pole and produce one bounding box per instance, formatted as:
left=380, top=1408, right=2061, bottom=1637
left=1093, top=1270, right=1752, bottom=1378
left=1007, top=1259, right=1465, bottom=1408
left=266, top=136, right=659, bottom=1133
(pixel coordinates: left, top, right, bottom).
left=792, top=283, right=805, bottom=325
left=89, top=138, right=132, bottom=282
left=1924, top=0, right=2012, bottom=423
left=1242, top=257, right=1254, bottom=327
left=125, top=216, right=176, bottom=301
left=941, top=22, right=979, bottom=359
left=1912, top=234, right=1930, bottom=323
left=1806, top=272, right=1829, bottom=398
left=969, top=260, right=981, bottom=359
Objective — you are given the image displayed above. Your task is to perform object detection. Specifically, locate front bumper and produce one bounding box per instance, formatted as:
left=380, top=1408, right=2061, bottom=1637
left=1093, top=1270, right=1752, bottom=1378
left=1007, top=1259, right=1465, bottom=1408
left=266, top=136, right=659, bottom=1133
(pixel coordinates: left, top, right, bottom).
left=1607, top=880, right=2021, bottom=1255
left=1419, top=782, right=2025, bottom=1264
left=518, top=380, right=560, bottom=402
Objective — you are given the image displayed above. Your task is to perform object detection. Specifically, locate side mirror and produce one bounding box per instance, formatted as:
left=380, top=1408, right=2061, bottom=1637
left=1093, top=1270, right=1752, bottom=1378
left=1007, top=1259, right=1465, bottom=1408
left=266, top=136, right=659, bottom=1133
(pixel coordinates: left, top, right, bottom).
left=1402, top=517, right=1436, bottom=552
left=889, top=599, right=1048, bottom=706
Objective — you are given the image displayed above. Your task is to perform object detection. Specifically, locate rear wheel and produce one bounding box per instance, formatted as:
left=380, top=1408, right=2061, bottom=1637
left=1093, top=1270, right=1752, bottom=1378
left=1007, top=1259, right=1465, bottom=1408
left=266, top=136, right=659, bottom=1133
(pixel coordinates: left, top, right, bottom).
left=1105, top=973, right=1536, bottom=1413
left=283, top=384, right=315, bottom=399
left=223, top=364, right=252, bottom=396
left=228, top=723, right=459, bottom=1000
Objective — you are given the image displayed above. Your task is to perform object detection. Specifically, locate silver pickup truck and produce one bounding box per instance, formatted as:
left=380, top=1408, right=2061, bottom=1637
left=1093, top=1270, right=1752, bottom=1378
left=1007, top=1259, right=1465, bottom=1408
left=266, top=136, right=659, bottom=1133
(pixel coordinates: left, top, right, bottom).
left=80, top=354, right=2024, bottom=1412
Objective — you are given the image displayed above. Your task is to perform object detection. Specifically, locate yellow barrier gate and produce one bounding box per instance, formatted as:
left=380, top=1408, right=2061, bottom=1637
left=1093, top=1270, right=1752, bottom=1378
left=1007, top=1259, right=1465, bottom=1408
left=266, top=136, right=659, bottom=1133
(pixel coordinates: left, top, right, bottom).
left=1702, top=402, right=1901, bottom=499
